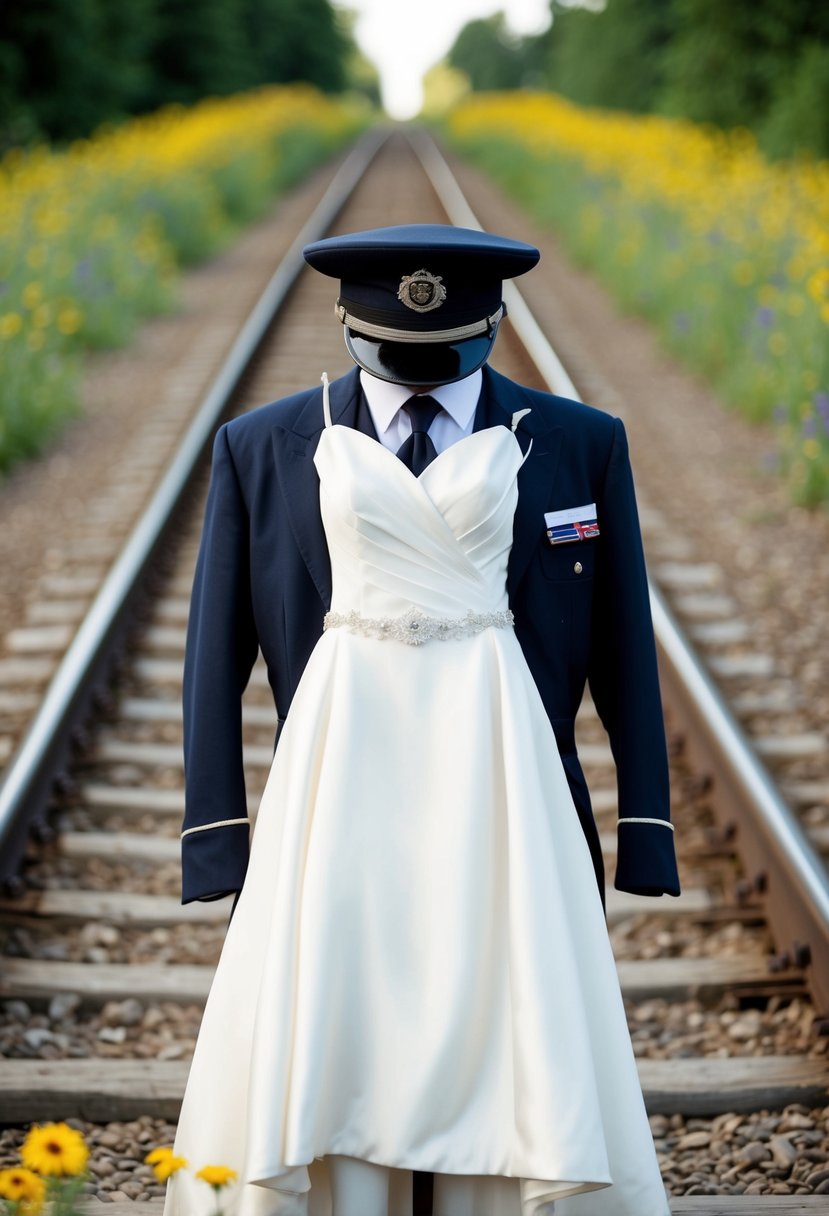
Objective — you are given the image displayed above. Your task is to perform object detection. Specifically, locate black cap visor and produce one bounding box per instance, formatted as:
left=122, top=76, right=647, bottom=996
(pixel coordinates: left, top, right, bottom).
left=345, top=328, right=497, bottom=386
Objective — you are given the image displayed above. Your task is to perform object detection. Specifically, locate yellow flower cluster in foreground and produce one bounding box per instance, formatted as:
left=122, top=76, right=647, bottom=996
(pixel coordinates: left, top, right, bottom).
left=0, top=1128, right=239, bottom=1215
left=0, top=1122, right=90, bottom=1215
left=145, top=1147, right=238, bottom=1208
left=0, top=85, right=367, bottom=473
left=447, top=91, right=829, bottom=505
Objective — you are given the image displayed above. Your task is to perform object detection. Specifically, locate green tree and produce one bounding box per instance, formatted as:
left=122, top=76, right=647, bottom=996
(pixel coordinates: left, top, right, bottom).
left=759, top=39, right=829, bottom=160
left=147, top=0, right=252, bottom=105
left=243, top=0, right=349, bottom=93
left=0, top=0, right=155, bottom=143
left=539, top=0, right=677, bottom=113
left=657, top=0, right=829, bottom=134
left=448, top=13, right=524, bottom=92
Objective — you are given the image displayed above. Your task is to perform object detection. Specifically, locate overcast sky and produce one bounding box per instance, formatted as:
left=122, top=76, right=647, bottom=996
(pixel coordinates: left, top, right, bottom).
left=332, top=0, right=552, bottom=120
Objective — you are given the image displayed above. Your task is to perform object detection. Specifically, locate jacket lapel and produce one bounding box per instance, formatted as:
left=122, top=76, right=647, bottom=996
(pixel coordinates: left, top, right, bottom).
left=271, top=366, right=365, bottom=607
left=478, top=366, right=563, bottom=596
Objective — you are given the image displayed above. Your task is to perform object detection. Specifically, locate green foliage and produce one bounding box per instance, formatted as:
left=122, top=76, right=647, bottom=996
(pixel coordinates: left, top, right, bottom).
left=758, top=40, right=829, bottom=161
left=0, top=0, right=358, bottom=146
left=148, top=0, right=252, bottom=105
left=445, top=0, right=829, bottom=161
left=448, top=14, right=524, bottom=92
left=544, top=0, right=676, bottom=113
left=245, top=0, right=349, bottom=93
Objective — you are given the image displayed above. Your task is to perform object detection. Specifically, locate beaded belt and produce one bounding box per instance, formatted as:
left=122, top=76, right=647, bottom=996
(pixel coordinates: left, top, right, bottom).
left=323, top=606, right=514, bottom=645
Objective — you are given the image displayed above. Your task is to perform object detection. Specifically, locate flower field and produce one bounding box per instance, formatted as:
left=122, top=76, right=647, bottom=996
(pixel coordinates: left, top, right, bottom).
left=0, top=85, right=368, bottom=473
left=445, top=92, right=829, bottom=506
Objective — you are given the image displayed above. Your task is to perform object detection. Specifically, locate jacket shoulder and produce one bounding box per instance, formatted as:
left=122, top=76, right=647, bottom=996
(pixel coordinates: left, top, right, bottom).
left=527, top=385, right=617, bottom=440
left=487, top=365, right=617, bottom=439
left=223, top=385, right=319, bottom=440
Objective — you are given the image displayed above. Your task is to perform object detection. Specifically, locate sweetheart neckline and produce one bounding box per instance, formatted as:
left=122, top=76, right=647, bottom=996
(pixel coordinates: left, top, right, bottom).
left=318, top=422, right=523, bottom=483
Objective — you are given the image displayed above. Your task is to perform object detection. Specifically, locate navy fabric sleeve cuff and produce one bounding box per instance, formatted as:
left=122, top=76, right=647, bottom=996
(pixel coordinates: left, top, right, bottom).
left=181, top=821, right=250, bottom=904
left=614, top=819, right=681, bottom=897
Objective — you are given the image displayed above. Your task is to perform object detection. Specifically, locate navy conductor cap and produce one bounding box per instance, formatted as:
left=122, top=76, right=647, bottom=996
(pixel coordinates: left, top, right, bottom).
left=302, top=223, right=540, bottom=386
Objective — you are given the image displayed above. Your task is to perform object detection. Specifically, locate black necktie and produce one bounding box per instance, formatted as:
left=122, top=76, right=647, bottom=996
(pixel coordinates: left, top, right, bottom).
left=396, top=396, right=442, bottom=476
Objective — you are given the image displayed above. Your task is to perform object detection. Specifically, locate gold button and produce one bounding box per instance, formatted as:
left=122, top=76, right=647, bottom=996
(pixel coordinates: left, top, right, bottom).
left=574, top=561, right=583, bottom=574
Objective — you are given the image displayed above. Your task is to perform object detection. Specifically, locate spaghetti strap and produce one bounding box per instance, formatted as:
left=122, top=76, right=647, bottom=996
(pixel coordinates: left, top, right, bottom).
left=321, top=372, right=332, bottom=429
left=511, top=408, right=533, bottom=466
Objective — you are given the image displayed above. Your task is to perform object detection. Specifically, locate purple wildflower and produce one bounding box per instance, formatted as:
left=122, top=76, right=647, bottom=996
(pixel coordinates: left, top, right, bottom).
left=802, top=416, right=818, bottom=438
left=772, top=403, right=789, bottom=425
left=754, top=306, right=774, bottom=328
left=672, top=311, right=691, bottom=332
left=815, top=392, right=829, bottom=436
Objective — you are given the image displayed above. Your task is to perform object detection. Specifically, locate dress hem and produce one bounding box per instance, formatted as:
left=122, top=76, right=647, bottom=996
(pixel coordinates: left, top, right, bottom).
left=245, top=1152, right=614, bottom=1201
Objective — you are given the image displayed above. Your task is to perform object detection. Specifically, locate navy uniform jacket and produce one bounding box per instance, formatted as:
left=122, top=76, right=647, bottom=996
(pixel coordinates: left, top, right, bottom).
left=181, top=363, right=681, bottom=909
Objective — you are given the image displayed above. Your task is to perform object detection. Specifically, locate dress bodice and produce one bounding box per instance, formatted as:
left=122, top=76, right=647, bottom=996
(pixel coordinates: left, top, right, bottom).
left=313, top=423, right=525, bottom=621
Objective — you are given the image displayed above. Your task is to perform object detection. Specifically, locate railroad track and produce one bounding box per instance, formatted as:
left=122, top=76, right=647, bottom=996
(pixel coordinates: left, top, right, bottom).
left=0, top=129, right=828, bottom=1212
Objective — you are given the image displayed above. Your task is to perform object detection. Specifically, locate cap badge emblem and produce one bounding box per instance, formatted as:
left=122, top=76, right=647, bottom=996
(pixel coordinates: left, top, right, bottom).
left=398, top=268, right=446, bottom=313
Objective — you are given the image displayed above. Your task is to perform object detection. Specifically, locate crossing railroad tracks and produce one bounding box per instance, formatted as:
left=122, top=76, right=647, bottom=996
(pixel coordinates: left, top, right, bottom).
left=0, top=129, right=828, bottom=1212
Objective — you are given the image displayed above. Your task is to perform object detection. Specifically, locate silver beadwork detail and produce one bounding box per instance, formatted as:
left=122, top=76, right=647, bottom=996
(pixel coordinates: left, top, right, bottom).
left=323, top=607, right=514, bottom=645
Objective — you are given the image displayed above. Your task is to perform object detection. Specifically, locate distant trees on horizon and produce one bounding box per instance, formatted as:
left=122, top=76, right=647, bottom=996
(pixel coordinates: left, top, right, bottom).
left=0, top=0, right=374, bottom=148
left=446, top=0, right=829, bottom=161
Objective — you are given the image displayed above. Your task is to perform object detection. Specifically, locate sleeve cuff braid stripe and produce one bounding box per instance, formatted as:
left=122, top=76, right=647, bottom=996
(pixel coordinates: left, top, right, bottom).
left=181, top=818, right=249, bottom=840
left=617, top=817, right=675, bottom=831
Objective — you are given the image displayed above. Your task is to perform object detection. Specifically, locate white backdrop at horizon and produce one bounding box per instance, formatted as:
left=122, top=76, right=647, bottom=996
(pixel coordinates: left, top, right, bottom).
left=333, top=0, right=553, bottom=120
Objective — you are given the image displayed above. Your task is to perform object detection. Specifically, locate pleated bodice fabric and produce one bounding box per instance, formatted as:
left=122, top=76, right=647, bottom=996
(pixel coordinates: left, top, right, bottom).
left=319, top=424, right=519, bottom=620
left=164, top=420, right=671, bottom=1216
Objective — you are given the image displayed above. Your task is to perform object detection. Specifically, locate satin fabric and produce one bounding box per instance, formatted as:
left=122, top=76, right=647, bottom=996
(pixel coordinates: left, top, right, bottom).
left=164, top=421, right=670, bottom=1216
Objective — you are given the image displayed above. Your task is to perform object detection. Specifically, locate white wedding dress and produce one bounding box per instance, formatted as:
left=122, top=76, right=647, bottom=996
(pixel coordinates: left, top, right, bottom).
left=164, top=389, right=671, bottom=1216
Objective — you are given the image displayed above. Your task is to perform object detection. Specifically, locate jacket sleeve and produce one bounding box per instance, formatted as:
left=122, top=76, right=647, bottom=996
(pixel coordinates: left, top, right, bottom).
left=587, top=417, right=680, bottom=897
left=180, top=423, right=260, bottom=904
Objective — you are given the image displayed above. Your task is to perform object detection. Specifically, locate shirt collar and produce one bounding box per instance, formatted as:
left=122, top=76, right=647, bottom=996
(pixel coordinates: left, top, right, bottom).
left=359, top=368, right=483, bottom=437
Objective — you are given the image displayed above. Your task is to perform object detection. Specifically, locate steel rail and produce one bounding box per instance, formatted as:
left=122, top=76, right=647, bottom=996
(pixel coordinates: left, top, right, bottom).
left=0, top=127, right=389, bottom=890
left=409, top=127, right=829, bottom=1015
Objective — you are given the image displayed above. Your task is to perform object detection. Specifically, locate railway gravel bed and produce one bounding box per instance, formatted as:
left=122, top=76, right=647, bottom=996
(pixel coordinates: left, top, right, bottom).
left=1, top=1108, right=828, bottom=1205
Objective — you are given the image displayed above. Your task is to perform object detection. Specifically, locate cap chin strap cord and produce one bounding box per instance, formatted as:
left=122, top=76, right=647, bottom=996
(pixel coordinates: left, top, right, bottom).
left=335, top=303, right=505, bottom=344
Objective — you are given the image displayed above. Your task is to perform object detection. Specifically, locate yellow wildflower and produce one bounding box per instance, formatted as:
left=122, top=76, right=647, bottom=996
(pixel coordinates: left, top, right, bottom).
left=733, top=260, right=755, bottom=286
left=26, top=245, right=47, bottom=269
left=57, top=306, right=82, bottom=335
left=144, top=1146, right=188, bottom=1183
left=768, top=332, right=787, bottom=356
left=22, top=282, right=43, bottom=309
left=804, top=439, right=820, bottom=459
left=27, top=330, right=45, bottom=351
left=21, top=1122, right=90, bottom=1177
left=0, top=312, right=22, bottom=338
left=807, top=267, right=829, bottom=303
left=196, top=1163, right=238, bottom=1189
left=0, top=1166, right=46, bottom=1213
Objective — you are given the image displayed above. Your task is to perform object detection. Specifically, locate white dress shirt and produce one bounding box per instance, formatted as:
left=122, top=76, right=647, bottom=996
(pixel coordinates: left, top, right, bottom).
left=359, top=368, right=483, bottom=455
